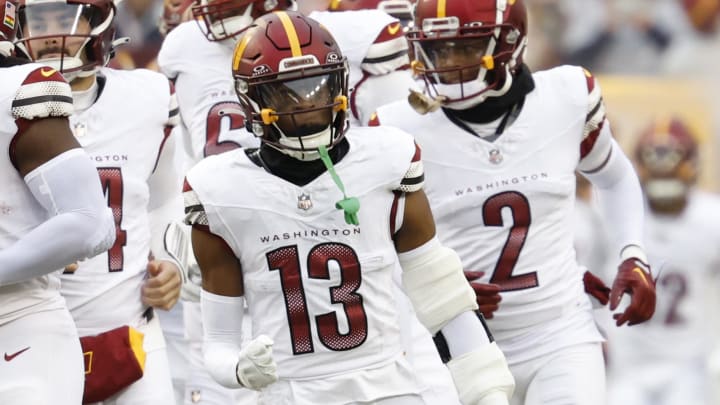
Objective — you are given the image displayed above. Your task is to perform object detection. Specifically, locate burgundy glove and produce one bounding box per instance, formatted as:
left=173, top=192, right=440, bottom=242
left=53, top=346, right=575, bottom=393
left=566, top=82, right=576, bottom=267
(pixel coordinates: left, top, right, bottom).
left=609, top=258, right=656, bottom=326
left=464, top=271, right=502, bottom=319
left=583, top=270, right=611, bottom=306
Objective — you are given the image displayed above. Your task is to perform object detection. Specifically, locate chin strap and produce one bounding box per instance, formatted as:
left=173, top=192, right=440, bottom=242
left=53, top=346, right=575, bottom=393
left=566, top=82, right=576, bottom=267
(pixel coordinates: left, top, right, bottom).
left=317, top=145, right=359, bottom=225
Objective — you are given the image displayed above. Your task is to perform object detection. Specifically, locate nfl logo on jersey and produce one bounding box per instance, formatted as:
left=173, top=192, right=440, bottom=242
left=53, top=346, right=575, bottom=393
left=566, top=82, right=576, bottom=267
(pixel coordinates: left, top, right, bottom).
left=297, top=193, right=313, bottom=211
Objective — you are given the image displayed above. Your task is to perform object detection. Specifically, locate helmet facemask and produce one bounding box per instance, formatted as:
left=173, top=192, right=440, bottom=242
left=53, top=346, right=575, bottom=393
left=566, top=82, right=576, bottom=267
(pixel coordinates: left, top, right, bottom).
left=236, top=57, right=349, bottom=161
left=16, top=1, right=114, bottom=81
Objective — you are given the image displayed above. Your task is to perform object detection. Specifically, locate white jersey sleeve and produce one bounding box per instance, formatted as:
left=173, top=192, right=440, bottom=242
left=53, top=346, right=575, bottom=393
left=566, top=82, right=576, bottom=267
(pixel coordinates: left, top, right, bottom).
left=12, top=66, right=73, bottom=123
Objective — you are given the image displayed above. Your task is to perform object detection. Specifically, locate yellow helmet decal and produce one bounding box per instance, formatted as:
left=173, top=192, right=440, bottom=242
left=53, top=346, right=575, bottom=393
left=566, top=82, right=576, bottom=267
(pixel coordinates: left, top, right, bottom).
left=232, top=33, right=253, bottom=71
left=277, top=11, right=302, bottom=57
left=436, top=0, right=446, bottom=18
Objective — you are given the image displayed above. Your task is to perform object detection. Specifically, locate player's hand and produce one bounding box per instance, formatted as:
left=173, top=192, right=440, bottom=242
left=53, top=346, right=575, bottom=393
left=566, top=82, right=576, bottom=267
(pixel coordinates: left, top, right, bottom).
left=609, top=258, right=656, bottom=326
left=583, top=270, right=611, bottom=306
left=142, top=260, right=182, bottom=310
left=236, top=335, right=278, bottom=390
left=464, top=271, right=502, bottom=319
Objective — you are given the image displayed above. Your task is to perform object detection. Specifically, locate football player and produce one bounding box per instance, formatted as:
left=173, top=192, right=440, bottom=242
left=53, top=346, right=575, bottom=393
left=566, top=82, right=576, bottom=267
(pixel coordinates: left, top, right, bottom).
left=307, top=0, right=419, bottom=126
left=16, top=0, right=183, bottom=403
left=606, top=117, right=720, bottom=405
left=307, top=2, right=462, bottom=404
left=185, top=10, right=514, bottom=405
left=157, top=0, right=293, bottom=403
left=372, top=0, right=656, bottom=404
left=0, top=1, right=115, bottom=402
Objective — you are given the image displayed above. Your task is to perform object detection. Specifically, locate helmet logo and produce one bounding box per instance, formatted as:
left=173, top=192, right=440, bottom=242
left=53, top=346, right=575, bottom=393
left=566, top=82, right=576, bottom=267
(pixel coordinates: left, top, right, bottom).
left=252, top=65, right=271, bottom=76
left=297, top=193, right=313, bottom=211
left=326, top=52, right=339, bottom=63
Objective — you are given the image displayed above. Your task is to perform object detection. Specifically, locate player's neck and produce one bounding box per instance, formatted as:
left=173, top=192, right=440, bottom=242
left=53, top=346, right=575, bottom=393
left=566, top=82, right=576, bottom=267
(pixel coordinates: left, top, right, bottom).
left=446, top=64, right=535, bottom=124
left=69, top=74, right=97, bottom=93
left=71, top=77, right=99, bottom=113
left=249, top=139, right=350, bottom=186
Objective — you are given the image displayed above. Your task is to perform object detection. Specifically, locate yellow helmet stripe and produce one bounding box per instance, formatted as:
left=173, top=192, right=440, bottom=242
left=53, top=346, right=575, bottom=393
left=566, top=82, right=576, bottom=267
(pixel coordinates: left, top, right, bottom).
left=436, top=0, right=446, bottom=18
left=232, top=33, right=253, bottom=71
left=277, top=11, right=302, bottom=57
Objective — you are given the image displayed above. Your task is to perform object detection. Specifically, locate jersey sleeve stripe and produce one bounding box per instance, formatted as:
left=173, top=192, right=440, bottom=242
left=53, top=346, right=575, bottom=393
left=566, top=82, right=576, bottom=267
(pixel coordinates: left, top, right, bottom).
left=362, top=49, right=409, bottom=65
left=411, top=142, right=421, bottom=162
left=585, top=97, right=603, bottom=123
left=183, top=188, right=210, bottom=227
left=584, top=69, right=596, bottom=93
left=12, top=94, right=73, bottom=107
left=12, top=76, right=74, bottom=120
left=580, top=121, right=604, bottom=159
left=580, top=145, right=612, bottom=174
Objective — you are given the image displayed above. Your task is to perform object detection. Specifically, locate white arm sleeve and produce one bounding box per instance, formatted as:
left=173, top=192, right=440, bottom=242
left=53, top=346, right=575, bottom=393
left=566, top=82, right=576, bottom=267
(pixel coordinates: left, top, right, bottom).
left=0, top=148, right=115, bottom=285
left=580, top=139, right=646, bottom=257
left=201, top=289, right=245, bottom=388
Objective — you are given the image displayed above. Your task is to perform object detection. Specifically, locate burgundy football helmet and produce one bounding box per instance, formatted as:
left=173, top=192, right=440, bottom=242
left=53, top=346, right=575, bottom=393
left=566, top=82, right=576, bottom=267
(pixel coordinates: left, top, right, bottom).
left=407, top=0, right=528, bottom=110
left=635, top=117, right=699, bottom=214
left=232, top=10, right=348, bottom=161
left=15, top=0, right=117, bottom=79
left=192, top=0, right=294, bottom=42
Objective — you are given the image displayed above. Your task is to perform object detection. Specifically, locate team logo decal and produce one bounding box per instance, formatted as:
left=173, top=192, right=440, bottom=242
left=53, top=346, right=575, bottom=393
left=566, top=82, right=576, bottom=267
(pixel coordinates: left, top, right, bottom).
left=488, top=148, right=503, bottom=164
left=252, top=64, right=271, bottom=76
left=297, top=193, right=313, bottom=211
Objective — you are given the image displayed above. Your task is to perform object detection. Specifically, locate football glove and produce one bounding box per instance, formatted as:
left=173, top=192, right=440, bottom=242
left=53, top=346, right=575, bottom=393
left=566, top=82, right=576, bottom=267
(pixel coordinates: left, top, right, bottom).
left=609, top=258, right=656, bottom=326
left=236, top=335, right=278, bottom=390
left=464, top=271, right=502, bottom=319
left=583, top=270, right=611, bottom=307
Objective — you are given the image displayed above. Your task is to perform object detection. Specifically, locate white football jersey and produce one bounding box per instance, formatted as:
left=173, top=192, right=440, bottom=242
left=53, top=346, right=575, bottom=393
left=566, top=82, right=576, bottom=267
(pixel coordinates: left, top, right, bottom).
left=608, top=190, right=720, bottom=367
left=60, top=68, right=178, bottom=336
left=157, top=21, right=258, bottom=165
left=0, top=63, right=75, bottom=325
left=309, top=10, right=418, bottom=126
left=377, top=65, right=607, bottom=362
left=185, top=126, right=421, bottom=384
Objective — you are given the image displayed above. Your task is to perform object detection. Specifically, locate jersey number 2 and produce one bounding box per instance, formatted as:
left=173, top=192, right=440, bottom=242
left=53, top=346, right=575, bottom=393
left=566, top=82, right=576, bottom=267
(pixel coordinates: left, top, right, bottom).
left=98, top=167, right=127, bottom=272
left=483, top=191, right=538, bottom=291
left=266, top=243, right=368, bottom=355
